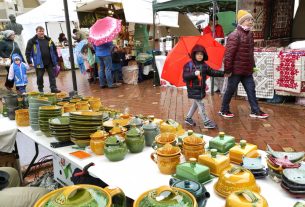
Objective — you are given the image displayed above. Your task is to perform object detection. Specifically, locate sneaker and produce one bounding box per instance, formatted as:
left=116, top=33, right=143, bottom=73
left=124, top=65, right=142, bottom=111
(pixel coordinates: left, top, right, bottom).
left=185, top=118, right=196, bottom=126
left=250, top=110, right=269, bottom=119
left=51, top=89, right=61, bottom=93
left=204, top=120, right=217, bottom=129
left=218, top=111, right=234, bottom=118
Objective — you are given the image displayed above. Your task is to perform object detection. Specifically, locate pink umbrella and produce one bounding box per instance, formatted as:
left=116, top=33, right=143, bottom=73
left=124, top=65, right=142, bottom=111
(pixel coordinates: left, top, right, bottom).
left=88, top=17, right=122, bottom=46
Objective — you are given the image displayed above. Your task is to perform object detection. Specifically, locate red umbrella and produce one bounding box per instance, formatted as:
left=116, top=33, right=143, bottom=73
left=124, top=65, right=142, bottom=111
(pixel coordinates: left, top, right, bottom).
left=88, top=17, right=122, bottom=46
left=161, top=34, right=225, bottom=87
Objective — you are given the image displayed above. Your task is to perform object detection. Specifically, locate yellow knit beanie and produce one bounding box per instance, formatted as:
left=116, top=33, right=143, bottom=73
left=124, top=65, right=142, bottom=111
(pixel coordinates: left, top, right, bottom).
left=237, top=10, right=254, bottom=25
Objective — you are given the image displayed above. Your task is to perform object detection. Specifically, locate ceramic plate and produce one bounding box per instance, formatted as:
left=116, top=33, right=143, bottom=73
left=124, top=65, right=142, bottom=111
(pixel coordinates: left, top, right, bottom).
left=49, top=117, right=70, bottom=125
left=39, top=105, right=62, bottom=110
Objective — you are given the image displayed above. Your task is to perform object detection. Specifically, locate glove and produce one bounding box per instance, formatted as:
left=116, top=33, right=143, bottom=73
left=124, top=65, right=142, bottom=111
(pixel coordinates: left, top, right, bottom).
left=253, top=67, right=260, bottom=73
left=194, top=70, right=200, bottom=76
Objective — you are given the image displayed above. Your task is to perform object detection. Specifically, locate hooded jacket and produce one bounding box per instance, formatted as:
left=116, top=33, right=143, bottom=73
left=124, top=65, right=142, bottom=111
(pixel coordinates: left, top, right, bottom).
left=0, top=30, right=23, bottom=61
left=8, top=53, right=29, bottom=86
left=25, top=35, right=58, bottom=68
left=183, top=45, right=224, bottom=99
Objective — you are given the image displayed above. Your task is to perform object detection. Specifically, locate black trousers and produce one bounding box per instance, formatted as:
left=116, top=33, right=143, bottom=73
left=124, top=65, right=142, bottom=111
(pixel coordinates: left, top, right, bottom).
left=4, top=66, right=14, bottom=88
left=35, top=65, right=57, bottom=92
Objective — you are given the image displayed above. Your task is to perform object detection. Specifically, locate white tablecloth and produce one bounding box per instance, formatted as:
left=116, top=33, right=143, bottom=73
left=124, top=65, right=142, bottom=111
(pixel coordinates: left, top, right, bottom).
left=0, top=117, right=18, bottom=153
left=11, top=119, right=301, bottom=206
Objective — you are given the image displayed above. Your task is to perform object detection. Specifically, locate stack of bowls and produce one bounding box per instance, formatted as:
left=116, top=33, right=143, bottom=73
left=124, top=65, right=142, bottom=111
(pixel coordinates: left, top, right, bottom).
left=70, top=111, right=104, bottom=148
left=38, top=106, right=62, bottom=136
left=49, top=116, right=70, bottom=142
left=281, top=168, right=305, bottom=197
left=28, top=97, right=51, bottom=131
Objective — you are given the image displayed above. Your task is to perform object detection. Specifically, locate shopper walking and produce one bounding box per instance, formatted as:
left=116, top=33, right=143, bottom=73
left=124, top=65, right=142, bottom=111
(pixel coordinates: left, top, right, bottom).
left=94, top=41, right=118, bottom=88
left=219, top=10, right=269, bottom=119
left=0, top=30, right=24, bottom=91
left=25, top=26, right=61, bottom=93
left=183, top=45, right=226, bottom=129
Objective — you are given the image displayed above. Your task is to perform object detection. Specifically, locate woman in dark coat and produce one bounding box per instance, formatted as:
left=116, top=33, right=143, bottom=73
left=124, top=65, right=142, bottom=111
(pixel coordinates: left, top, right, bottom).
left=0, top=30, right=24, bottom=90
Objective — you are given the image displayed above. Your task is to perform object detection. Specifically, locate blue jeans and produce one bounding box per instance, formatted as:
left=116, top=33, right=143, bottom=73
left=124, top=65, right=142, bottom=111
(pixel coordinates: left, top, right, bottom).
left=221, top=74, right=260, bottom=113
left=112, top=63, right=122, bottom=82
left=98, top=56, right=113, bottom=87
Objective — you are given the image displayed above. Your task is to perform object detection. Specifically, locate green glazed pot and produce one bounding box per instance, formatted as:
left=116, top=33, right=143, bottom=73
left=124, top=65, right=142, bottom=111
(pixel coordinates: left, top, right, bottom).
left=125, top=125, right=145, bottom=153
left=34, top=184, right=126, bottom=207
left=142, top=116, right=160, bottom=146
left=134, top=186, right=197, bottom=207
left=104, top=136, right=128, bottom=161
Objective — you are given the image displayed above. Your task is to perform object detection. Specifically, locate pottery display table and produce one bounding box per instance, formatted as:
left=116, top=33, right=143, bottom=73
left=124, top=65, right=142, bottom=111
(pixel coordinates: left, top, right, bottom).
left=7, top=118, right=301, bottom=206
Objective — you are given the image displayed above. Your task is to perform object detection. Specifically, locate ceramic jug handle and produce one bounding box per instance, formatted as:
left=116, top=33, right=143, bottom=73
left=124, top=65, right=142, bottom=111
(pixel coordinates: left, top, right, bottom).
left=56, top=185, right=84, bottom=205
left=235, top=190, right=259, bottom=203
left=228, top=166, right=244, bottom=174
left=150, top=152, right=157, bottom=163
left=104, top=186, right=126, bottom=206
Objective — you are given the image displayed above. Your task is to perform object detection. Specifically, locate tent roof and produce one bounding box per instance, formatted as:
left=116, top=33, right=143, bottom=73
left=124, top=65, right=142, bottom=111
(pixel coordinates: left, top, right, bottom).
left=16, top=0, right=78, bottom=24
left=153, top=0, right=236, bottom=13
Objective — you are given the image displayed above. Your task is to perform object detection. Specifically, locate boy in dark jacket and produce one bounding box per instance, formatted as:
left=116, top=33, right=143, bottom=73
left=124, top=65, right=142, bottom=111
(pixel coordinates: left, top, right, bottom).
left=183, top=44, right=225, bottom=129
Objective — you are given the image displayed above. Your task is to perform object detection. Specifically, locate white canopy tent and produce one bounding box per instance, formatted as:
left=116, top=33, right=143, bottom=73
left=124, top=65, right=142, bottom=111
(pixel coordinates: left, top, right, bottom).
left=16, top=0, right=79, bottom=48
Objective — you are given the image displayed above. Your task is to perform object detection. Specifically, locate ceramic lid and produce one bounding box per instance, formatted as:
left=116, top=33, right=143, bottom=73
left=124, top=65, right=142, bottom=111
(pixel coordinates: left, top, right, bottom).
left=242, top=156, right=264, bottom=170
left=225, top=190, right=268, bottom=207
left=176, top=158, right=210, bottom=183
left=134, top=186, right=196, bottom=207
left=34, top=185, right=110, bottom=207
left=110, top=123, right=127, bottom=135
left=183, top=130, right=204, bottom=145
left=90, top=129, right=109, bottom=140
left=214, top=166, right=260, bottom=197
left=214, top=132, right=235, bottom=141
left=105, top=135, right=124, bottom=146
left=142, top=116, right=158, bottom=130
left=126, top=125, right=143, bottom=137
left=129, top=116, right=143, bottom=126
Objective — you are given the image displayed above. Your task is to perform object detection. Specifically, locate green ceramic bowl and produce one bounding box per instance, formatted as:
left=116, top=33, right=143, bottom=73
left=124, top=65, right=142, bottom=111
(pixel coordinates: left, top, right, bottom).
left=71, top=138, right=90, bottom=148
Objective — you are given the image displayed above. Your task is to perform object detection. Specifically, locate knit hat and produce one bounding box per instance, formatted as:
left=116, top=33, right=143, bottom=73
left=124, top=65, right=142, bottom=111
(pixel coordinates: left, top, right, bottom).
left=237, top=10, right=254, bottom=25
left=2, top=30, right=15, bottom=39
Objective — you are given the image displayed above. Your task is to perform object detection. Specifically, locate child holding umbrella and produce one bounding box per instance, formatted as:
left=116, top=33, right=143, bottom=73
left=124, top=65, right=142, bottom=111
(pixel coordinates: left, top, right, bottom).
left=183, top=44, right=229, bottom=128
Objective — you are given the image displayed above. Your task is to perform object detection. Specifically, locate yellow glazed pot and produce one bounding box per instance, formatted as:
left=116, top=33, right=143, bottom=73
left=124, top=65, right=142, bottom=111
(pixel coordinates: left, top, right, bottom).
left=151, top=144, right=181, bottom=174
left=75, top=101, right=90, bottom=111
left=89, top=98, right=102, bottom=112
left=15, top=109, right=29, bottom=126
left=34, top=184, right=126, bottom=207
left=63, top=103, right=76, bottom=113
left=152, top=132, right=177, bottom=150
left=90, top=130, right=109, bottom=155
left=182, top=130, right=205, bottom=161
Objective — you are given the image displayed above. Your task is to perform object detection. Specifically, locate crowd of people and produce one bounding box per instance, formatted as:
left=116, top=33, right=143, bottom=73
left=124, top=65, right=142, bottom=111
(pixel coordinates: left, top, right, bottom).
left=0, top=16, right=126, bottom=94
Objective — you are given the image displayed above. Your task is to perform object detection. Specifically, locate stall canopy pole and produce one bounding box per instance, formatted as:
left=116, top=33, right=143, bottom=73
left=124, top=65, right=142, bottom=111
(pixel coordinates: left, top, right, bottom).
left=211, top=0, right=217, bottom=95
left=63, top=0, right=78, bottom=92
left=153, top=0, right=161, bottom=87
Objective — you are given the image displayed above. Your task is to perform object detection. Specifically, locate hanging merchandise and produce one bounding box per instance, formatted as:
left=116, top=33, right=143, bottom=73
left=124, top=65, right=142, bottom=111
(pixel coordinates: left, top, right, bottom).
left=134, top=24, right=150, bottom=54
left=165, top=35, right=173, bottom=51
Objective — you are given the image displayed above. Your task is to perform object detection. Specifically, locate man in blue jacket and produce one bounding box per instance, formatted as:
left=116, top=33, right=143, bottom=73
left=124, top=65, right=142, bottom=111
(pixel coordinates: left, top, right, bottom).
left=25, top=26, right=61, bottom=93
left=94, top=41, right=118, bottom=88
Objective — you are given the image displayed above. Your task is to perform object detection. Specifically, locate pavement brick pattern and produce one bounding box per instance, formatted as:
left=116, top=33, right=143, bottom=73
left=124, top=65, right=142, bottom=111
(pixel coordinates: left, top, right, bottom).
left=1, top=70, right=304, bottom=151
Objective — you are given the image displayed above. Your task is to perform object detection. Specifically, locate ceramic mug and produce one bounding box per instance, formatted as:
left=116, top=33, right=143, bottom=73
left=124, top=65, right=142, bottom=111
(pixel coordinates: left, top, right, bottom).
left=151, top=144, right=181, bottom=174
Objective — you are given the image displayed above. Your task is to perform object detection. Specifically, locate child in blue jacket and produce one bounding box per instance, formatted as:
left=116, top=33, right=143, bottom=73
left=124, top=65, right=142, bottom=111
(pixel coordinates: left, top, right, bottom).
left=8, top=53, right=29, bottom=94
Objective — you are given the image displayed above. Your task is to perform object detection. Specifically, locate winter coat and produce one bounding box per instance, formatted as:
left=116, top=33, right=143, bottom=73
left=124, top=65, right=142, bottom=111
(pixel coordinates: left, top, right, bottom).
left=0, top=38, right=23, bottom=61
left=94, top=42, right=113, bottom=57
left=8, top=54, right=29, bottom=86
left=224, top=25, right=255, bottom=76
left=183, top=45, right=224, bottom=100
left=25, top=35, right=58, bottom=68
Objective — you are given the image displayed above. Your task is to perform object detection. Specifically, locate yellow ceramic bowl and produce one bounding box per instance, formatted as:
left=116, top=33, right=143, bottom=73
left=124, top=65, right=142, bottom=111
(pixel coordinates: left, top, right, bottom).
left=214, top=166, right=260, bottom=198
left=15, top=109, right=29, bottom=127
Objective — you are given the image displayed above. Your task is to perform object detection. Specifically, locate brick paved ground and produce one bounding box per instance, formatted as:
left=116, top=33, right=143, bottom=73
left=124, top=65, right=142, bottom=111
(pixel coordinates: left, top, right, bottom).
left=1, top=69, right=305, bottom=151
